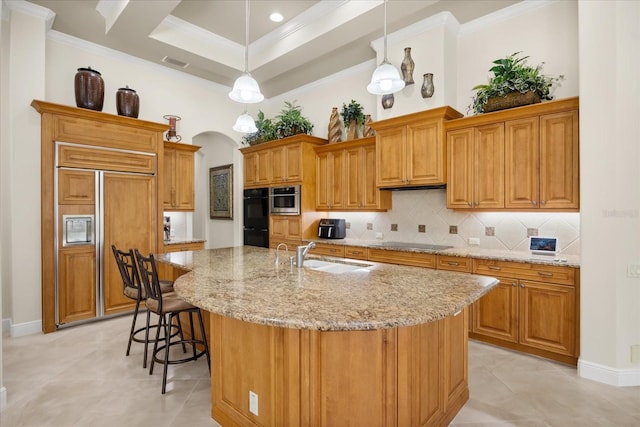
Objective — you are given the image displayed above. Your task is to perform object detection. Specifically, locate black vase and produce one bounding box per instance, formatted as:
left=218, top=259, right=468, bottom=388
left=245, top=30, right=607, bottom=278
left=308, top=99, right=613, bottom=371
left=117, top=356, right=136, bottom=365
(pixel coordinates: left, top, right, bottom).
left=116, top=86, right=139, bottom=118
left=74, top=67, right=104, bottom=111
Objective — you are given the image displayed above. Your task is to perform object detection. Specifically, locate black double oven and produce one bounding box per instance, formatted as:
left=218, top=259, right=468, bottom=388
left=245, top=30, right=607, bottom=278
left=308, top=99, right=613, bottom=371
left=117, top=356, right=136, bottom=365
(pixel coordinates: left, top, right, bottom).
left=243, top=188, right=269, bottom=248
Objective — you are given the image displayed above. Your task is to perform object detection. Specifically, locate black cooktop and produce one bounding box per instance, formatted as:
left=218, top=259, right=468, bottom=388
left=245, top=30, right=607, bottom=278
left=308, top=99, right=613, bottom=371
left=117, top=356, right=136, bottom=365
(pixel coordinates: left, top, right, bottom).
left=369, top=242, right=453, bottom=250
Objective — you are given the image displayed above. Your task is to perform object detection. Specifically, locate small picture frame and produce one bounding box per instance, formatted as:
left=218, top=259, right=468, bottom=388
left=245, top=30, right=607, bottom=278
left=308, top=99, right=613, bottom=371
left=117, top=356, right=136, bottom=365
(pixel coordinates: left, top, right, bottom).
left=209, top=164, right=233, bottom=219
left=529, top=236, right=558, bottom=256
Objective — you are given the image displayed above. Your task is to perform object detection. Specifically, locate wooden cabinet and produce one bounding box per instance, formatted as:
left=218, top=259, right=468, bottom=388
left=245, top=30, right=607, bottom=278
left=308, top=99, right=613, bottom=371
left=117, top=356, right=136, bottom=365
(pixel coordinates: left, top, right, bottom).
left=370, top=107, right=463, bottom=189
left=57, top=246, right=96, bottom=324
left=241, top=135, right=328, bottom=188
left=164, top=241, right=204, bottom=253
left=368, top=248, right=436, bottom=268
left=309, top=242, right=345, bottom=257
left=269, top=216, right=302, bottom=248
left=163, top=141, right=200, bottom=211
left=315, top=137, right=391, bottom=211
left=436, top=255, right=473, bottom=273
left=471, top=258, right=579, bottom=364
left=345, top=245, right=367, bottom=260
left=446, top=97, right=579, bottom=211
left=447, top=124, right=505, bottom=209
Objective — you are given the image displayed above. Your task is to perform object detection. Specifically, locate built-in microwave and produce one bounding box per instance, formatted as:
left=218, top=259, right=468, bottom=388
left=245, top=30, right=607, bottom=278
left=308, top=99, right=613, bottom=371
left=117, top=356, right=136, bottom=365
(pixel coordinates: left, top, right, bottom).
left=269, top=185, right=300, bottom=215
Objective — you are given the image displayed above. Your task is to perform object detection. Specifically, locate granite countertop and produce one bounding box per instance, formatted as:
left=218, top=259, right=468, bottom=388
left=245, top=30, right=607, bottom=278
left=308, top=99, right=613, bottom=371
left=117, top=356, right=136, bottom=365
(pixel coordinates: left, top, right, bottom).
left=157, top=246, right=498, bottom=332
left=163, top=238, right=206, bottom=245
left=310, top=238, right=581, bottom=268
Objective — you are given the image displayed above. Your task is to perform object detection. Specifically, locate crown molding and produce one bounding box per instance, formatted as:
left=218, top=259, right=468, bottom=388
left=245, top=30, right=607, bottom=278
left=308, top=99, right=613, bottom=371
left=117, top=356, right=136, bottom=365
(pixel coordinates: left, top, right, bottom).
left=459, top=0, right=559, bottom=36
left=4, top=0, right=55, bottom=29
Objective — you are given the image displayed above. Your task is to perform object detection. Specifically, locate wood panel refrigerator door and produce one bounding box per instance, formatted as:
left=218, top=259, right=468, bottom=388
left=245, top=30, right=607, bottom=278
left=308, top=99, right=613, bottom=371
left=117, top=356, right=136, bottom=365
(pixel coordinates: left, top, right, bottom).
left=102, top=172, right=157, bottom=315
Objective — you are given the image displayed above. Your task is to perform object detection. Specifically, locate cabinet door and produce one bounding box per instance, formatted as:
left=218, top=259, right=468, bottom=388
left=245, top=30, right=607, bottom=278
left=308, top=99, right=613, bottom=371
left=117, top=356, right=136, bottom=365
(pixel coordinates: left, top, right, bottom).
left=446, top=128, right=473, bottom=209
left=362, top=144, right=385, bottom=209
left=163, top=148, right=176, bottom=209
left=345, top=146, right=362, bottom=209
left=270, top=216, right=302, bottom=247
left=540, top=110, right=579, bottom=209
left=58, top=169, right=95, bottom=204
left=519, top=280, right=576, bottom=356
left=272, top=144, right=303, bottom=183
left=376, top=127, right=407, bottom=187
left=58, top=246, right=96, bottom=324
left=444, top=308, right=468, bottom=408
left=316, top=150, right=344, bottom=209
left=505, top=117, right=540, bottom=208
left=473, top=123, right=504, bottom=209
left=244, top=150, right=271, bottom=187
left=471, top=277, right=518, bottom=343
left=174, top=150, right=195, bottom=210
left=407, top=120, right=445, bottom=185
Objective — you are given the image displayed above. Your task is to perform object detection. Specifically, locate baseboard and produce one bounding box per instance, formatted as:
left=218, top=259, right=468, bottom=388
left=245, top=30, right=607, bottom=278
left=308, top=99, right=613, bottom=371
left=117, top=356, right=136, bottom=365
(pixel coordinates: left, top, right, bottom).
left=1, top=318, right=10, bottom=333
left=10, top=319, right=42, bottom=337
left=0, top=386, right=7, bottom=411
left=578, top=359, right=640, bottom=387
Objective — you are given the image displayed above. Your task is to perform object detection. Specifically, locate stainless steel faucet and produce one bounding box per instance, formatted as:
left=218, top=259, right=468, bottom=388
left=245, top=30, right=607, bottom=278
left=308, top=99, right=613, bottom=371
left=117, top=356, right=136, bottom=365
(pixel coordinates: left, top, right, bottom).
left=295, top=241, right=316, bottom=267
left=275, top=243, right=288, bottom=265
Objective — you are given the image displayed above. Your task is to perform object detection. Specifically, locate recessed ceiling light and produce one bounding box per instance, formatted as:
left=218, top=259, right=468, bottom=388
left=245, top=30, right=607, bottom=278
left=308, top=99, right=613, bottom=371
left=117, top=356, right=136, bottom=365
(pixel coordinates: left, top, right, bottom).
left=270, top=12, right=283, bottom=22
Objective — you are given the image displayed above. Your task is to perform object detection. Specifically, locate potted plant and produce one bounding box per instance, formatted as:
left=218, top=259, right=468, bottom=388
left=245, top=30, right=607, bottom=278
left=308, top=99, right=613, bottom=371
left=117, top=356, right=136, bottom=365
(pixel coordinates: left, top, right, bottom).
left=340, top=99, right=365, bottom=140
left=241, top=110, right=276, bottom=146
left=469, top=52, right=564, bottom=115
left=274, top=101, right=314, bottom=139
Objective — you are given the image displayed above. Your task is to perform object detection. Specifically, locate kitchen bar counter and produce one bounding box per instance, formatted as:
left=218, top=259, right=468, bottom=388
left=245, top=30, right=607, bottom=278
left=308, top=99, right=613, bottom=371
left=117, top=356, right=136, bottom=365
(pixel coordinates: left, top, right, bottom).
left=158, top=246, right=497, bottom=331
left=309, top=238, right=581, bottom=268
left=157, top=246, right=499, bottom=427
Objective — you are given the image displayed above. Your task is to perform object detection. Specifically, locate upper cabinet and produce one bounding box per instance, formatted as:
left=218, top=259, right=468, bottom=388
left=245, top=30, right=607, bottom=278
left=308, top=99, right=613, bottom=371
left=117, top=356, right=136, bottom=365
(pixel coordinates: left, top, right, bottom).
left=369, top=107, right=463, bottom=189
left=163, top=141, right=201, bottom=211
left=315, top=137, right=391, bottom=211
left=446, top=97, right=579, bottom=211
left=241, top=135, right=328, bottom=189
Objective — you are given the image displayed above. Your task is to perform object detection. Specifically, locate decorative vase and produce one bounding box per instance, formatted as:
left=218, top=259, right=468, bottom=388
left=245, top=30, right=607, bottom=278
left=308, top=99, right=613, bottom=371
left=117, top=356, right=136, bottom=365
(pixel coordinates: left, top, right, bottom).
left=421, top=73, right=434, bottom=98
left=362, top=115, right=375, bottom=137
left=347, top=119, right=358, bottom=140
left=116, top=85, right=139, bottom=118
left=74, top=67, right=104, bottom=111
left=381, top=93, right=394, bottom=109
left=401, top=47, right=415, bottom=85
left=328, top=107, right=342, bottom=143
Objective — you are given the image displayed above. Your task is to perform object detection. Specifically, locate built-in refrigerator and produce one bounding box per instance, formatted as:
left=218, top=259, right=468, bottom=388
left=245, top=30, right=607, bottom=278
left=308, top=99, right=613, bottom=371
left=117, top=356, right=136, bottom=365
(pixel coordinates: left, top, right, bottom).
left=56, top=163, right=157, bottom=327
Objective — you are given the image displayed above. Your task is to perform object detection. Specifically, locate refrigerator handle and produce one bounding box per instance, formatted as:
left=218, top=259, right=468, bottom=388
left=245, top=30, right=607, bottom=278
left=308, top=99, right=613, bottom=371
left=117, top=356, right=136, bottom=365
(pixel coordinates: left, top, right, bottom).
left=96, top=171, right=104, bottom=317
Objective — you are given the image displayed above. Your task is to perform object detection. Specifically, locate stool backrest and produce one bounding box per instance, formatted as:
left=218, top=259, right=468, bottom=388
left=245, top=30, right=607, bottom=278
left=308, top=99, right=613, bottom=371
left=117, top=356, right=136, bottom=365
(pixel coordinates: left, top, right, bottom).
left=134, top=249, right=163, bottom=314
left=112, top=245, right=142, bottom=301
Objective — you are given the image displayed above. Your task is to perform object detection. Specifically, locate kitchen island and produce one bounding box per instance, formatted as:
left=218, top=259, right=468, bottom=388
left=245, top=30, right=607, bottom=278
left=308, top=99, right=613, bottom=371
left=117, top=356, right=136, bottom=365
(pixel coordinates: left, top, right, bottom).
left=158, top=246, right=498, bottom=427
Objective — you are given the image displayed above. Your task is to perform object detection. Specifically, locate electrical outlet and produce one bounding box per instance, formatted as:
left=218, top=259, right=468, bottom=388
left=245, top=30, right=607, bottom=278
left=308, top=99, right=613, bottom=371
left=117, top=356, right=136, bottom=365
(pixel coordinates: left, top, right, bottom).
left=627, top=264, right=640, bottom=278
left=375, top=232, right=384, bottom=240
left=469, top=237, right=480, bottom=246
left=631, top=345, right=640, bottom=363
left=249, top=391, right=259, bottom=416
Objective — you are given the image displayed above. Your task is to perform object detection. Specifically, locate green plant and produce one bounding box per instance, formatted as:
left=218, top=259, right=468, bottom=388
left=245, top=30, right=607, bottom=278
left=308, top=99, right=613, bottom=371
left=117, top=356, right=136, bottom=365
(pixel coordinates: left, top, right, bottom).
left=241, top=110, right=277, bottom=146
left=274, top=101, right=314, bottom=139
left=469, top=52, right=564, bottom=114
left=340, top=99, right=365, bottom=128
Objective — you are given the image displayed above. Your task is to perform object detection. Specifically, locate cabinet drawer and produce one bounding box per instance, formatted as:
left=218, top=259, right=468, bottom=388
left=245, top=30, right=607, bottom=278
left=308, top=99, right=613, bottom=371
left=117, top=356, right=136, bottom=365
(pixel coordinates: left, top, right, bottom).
left=345, top=246, right=368, bottom=260
left=310, top=243, right=345, bottom=257
left=473, top=259, right=575, bottom=286
left=436, top=255, right=472, bottom=273
left=164, top=242, right=204, bottom=253
left=367, top=248, right=436, bottom=268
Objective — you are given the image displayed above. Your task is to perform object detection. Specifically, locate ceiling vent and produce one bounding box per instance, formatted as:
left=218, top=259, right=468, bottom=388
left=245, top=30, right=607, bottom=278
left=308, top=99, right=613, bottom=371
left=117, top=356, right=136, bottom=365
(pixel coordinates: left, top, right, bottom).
left=161, top=56, right=189, bottom=69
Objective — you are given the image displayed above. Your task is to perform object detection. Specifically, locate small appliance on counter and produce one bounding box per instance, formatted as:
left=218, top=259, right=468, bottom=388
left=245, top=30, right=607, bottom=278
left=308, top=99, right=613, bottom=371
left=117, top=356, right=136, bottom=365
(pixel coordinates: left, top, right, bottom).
left=318, top=218, right=346, bottom=239
left=163, top=216, right=171, bottom=241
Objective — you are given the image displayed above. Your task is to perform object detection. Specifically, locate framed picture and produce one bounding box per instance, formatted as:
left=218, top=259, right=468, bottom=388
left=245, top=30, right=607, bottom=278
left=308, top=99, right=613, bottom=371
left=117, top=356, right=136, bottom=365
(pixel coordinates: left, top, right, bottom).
left=209, top=164, right=233, bottom=219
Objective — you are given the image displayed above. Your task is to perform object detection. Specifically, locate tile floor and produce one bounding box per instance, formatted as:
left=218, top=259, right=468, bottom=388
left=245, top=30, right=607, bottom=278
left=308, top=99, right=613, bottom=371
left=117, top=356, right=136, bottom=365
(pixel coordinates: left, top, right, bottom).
left=2, top=314, right=639, bottom=426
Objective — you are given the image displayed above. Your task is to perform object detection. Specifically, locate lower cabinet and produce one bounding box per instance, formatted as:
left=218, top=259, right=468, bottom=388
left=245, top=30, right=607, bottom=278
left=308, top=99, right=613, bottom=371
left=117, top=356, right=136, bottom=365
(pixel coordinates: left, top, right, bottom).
left=309, top=242, right=345, bottom=257
left=269, top=216, right=302, bottom=248
left=471, top=259, right=579, bottom=364
left=209, top=309, right=468, bottom=427
left=163, top=241, right=204, bottom=253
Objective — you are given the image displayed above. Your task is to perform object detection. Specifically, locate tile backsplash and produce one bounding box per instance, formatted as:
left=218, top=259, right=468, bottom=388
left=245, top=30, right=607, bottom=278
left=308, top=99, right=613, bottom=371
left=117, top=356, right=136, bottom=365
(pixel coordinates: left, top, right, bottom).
left=326, top=189, right=580, bottom=255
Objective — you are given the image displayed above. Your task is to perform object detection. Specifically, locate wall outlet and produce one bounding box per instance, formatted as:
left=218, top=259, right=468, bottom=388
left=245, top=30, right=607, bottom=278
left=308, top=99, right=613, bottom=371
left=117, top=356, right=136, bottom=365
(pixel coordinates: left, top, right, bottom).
left=627, top=264, right=640, bottom=278
left=469, top=237, right=480, bottom=246
left=375, top=232, right=384, bottom=240
left=249, top=391, right=259, bottom=416
left=631, top=345, right=640, bottom=363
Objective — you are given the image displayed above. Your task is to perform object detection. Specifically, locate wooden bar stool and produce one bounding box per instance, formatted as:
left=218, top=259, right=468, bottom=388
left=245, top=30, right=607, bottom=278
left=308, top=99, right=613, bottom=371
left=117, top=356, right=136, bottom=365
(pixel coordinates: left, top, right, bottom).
left=111, top=245, right=176, bottom=368
left=135, top=249, right=210, bottom=394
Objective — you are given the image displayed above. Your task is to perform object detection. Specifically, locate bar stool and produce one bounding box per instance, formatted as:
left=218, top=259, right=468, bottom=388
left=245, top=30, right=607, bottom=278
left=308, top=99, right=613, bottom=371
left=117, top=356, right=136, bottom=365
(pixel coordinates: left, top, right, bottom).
left=111, top=245, right=176, bottom=368
left=135, top=249, right=211, bottom=394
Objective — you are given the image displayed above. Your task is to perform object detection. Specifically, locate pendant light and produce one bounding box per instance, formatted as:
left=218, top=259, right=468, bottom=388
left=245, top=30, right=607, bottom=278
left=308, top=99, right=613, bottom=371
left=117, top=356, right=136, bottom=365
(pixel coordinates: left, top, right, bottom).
left=232, top=109, right=258, bottom=133
left=229, top=0, right=264, bottom=103
left=367, top=0, right=405, bottom=95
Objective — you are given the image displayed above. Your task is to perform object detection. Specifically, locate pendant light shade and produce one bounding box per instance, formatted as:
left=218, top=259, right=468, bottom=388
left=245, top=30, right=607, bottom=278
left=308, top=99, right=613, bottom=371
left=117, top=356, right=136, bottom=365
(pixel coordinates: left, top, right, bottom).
left=229, top=0, right=264, bottom=104
left=232, top=111, right=258, bottom=133
left=367, top=0, right=405, bottom=95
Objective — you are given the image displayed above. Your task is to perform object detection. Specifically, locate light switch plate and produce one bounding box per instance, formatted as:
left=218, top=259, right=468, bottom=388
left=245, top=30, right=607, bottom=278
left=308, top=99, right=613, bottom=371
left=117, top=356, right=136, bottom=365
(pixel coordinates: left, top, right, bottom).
left=249, top=391, right=258, bottom=416
left=628, top=264, right=640, bottom=278
left=469, top=237, right=480, bottom=246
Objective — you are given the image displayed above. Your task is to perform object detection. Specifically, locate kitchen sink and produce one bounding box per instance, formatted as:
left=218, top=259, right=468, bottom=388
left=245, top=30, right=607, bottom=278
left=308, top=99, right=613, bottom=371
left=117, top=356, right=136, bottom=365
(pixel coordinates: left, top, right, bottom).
left=304, top=259, right=372, bottom=274
left=369, top=241, right=453, bottom=250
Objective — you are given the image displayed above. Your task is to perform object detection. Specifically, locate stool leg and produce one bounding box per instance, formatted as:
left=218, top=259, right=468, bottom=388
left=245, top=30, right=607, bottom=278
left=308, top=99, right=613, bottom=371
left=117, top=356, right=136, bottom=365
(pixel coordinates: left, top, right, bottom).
left=162, top=313, right=172, bottom=394
left=126, top=299, right=141, bottom=356
left=149, top=310, right=162, bottom=376
left=196, top=309, right=211, bottom=372
left=188, top=311, right=197, bottom=358
left=143, top=309, right=152, bottom=369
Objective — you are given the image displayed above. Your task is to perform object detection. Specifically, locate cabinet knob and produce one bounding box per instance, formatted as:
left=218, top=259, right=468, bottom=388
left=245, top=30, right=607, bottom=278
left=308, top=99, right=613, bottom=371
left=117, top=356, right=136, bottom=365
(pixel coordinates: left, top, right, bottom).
left=532, top=200, right=537, bottom=206
left=540, top=200, right=546, bottom=205
left=467, top=202, right=472, bottom=207
left=520, top=283, right=525, bottom=288
left=474, top=201, right=479, bottom=207
left=511, top=282, right=517, bottom=287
